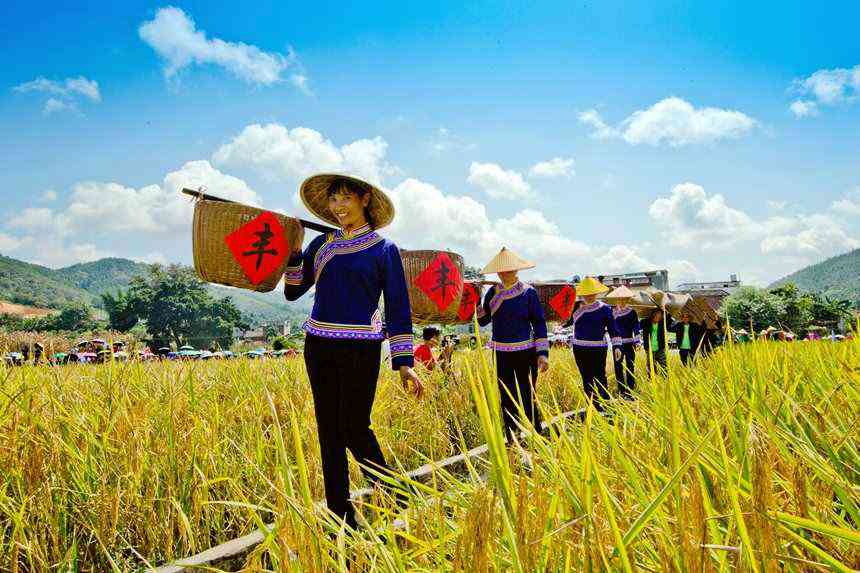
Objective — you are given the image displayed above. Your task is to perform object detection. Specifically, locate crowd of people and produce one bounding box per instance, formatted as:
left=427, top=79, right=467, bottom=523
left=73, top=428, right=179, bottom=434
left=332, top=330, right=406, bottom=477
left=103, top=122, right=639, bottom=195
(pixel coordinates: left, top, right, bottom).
left=279, top=172, right=747, bottom=531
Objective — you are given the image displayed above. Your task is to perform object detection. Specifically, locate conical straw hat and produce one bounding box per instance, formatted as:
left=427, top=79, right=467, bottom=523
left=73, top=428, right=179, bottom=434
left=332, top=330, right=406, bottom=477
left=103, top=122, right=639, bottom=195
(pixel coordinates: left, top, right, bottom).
left=576, top=276, right=609, bottom=297
left=480, top=247, right=535, bottom=274
left=300, top=173, right=395, bottom=230
left=605, top=285, right=635, bottom=300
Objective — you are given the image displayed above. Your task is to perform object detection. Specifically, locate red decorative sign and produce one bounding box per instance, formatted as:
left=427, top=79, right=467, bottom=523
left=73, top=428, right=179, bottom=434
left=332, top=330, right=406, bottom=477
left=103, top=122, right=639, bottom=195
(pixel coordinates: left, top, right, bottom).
left=549, top=285, right=577, bottom=320
left=224, top=212, right=290, bottom=285
left=457, top=282, right=481, bottom=321
left=414, top=252, right=463, bottom=312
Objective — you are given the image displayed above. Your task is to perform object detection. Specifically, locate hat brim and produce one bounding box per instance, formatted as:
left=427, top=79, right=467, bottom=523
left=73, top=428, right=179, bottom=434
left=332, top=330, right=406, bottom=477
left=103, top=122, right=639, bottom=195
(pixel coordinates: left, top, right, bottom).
left=300, top=174, right=395, bottom=230
left=480, top=261, right=536, bottom=274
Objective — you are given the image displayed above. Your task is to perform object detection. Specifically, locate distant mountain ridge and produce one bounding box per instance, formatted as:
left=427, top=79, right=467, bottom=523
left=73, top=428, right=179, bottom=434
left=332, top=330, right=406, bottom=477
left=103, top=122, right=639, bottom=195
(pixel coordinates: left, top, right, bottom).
left=769, top=248, right=860, bottom=305
left=0, top=255, right=309, bottom=325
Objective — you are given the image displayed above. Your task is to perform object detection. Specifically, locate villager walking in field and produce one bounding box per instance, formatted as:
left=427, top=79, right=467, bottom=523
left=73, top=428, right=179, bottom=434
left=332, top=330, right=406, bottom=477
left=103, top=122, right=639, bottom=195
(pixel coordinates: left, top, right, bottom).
left=670, top=312, right=700, bottom=365
left=641, top=308, right=672, bottom=375
left=477, top=247, right=549, bottom=441
left=606, top=285, right=640, bottom=400
left=284, top=174, right=423, bottom=530
left=566, top=277, right=622, bottom=411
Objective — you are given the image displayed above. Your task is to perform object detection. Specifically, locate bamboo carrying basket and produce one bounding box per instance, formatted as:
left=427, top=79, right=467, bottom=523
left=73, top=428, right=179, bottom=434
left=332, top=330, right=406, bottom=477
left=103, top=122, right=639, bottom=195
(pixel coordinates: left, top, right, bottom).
left=682, top=295, right=720, bottom=326
left=192, top=200, right=303, bottom=292
left=532, top=282, right=577, bottom=323
left=453, top=281, right=484, bottom=324
left=400, top=249, right=465, bottom=325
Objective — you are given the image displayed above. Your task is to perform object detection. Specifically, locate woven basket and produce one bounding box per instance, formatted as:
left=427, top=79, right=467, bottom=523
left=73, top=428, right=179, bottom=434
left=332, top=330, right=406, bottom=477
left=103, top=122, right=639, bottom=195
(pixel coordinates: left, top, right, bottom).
left=453, top=281, right=484, bottom=324
left=682, top=295, right=719, bottom=326
left=532, top=282, right=577, bottom=323
left=192, top=200, right=302, bottom=292
left=628, top=289, right=660, bottom=319
left=400, top=249, right=465, bottom=324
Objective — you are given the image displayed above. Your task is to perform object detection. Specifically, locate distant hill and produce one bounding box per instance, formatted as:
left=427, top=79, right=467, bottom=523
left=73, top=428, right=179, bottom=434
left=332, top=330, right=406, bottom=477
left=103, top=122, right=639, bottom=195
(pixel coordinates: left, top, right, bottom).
left=0, top=254, right=310, bottom=325
left=769, top=248, right=860, bottom=305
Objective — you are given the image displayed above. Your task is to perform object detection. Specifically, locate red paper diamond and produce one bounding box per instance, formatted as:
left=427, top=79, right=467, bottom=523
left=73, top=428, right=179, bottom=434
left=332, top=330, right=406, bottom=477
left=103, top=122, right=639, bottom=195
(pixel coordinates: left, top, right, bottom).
left=457, top=282, right=481, bottom=321
left=414, top=252, right=463, bottom=312
left=549, top=285, right=577, bottom=320
left=224, top=212, right=290, bottom=285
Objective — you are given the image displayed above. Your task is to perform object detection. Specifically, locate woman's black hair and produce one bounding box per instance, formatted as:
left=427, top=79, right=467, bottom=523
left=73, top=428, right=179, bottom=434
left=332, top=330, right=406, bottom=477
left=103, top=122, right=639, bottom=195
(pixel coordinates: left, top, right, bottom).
left=327, top=178, right=375, bottom=228
left=422, top=327, right=441, bottom=341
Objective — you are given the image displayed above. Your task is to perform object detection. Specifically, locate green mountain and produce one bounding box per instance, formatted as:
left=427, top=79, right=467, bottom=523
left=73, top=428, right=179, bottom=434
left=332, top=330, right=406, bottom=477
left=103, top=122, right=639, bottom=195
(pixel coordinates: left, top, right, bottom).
left=769, top=248, right=860, bottom=305
left=0, top=255, right=310, bottom=325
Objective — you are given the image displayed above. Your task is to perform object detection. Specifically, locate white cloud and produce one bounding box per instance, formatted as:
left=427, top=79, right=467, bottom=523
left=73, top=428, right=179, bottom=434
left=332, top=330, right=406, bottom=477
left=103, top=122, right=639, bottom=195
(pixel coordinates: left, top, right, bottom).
left=41, top=190, right=58, bottom=202
left=467, top=162, right=533, bottom=200
left=666, top=259, right=701, bottom=285
left=579, top=97, right=757, bottom=146
left=0, top=232, right=29, bottom=253
left=578, top=109, right=618, bottom=140
left=789, top=99, right=819, bottom=118
left=213, top=123, right=393, bottom=185
left=831, top=188, right=860, bottom=216
left=792, top=64, right=860, bottom=105
left=648, top=182, right=758, bottom=248
left=529, top=157, right=575, bottom=179
left=13, top=76, right=101, bottom=102
left=649, top=182, right=858, bottom=260
left=7, top=207, right=57, bottom=231
left=135, top=252, right=168, bottom=265
left=767, top=200, right=788, bottom=211
left=43, top=98, right=77, bottom=115
left=386, top=177, right=587, bottom=277
left=760, top=214, right=859, bottom=256
left=139, top=6, right=300, bottom=87
left=593, top=244, right=654, bottom=273
left=14, top=75, right=100, bottom=115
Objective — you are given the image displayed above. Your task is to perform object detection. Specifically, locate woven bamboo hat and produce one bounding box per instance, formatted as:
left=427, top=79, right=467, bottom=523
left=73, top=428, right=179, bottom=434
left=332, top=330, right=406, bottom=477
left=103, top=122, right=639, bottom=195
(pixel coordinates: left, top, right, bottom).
left=481, top=247, right=535, bottom=274
left=300, top=173, right=395, bottom=230
left=606, top=285, right=636, bottom=301
left=576, top=276, right=609, bottom=297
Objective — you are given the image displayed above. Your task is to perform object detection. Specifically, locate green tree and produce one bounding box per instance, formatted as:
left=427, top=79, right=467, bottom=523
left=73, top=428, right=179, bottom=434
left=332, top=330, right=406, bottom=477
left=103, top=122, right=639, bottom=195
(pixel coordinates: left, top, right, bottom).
left=463, top=265, right=483, bottom=281
left=119, top=265, right=248, bottom=348
left=721, top=286, right=785, bottom=332
left=101, top=290, right=140, bottom=332
left=768, top=283, right=813, bottom=334
left=51, top=302, right=97, bottom=332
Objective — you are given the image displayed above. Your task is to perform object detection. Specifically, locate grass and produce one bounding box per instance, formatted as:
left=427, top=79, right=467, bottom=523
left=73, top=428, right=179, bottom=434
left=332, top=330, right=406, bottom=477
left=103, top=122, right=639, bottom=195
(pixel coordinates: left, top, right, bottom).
left=0, top=337, right=858, bottom=571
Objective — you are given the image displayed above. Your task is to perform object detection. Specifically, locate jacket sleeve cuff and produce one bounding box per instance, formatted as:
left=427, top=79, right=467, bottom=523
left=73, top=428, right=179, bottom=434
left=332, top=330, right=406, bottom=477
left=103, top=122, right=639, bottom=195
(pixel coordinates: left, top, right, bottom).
left=389, top=334, right=414, bottom=370
left=534, top=338, right=549, bottom=357
left=611, top=337, right=622, bottom=347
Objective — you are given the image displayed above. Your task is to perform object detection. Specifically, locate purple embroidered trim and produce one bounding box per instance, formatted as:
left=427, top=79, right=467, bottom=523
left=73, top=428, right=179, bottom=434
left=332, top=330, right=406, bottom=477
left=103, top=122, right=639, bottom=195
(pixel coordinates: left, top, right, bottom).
left=284, top=266, right=303, bottom=285
left=302, top=319, right=385, bottom=341
left=570, top=338, right=608, bottom=348
left=534, top=338, right=549, bottom=351
left=489, top=282, right=529, bottom=316
left=610, top=336, right=622, bottom=346
left=571, top=300, right=603, bottom=324
left=612, top=306, right=634, bottom=318
left=313, top=231, right=384, bottom=281
left=620, top=336, right=640, bottom=344
left=490, top=339, right=535, bottom=352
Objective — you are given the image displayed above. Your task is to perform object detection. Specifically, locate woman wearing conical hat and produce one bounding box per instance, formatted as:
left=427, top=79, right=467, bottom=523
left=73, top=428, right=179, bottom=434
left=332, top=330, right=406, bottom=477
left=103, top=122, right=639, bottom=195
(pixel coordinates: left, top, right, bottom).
left=284, top=174, right=424, bottom=529
left=477, top=247, right=549, bottom=441
left=605, top=285, right=640, bottom=400
left=568, top=277, right=622, bottom=411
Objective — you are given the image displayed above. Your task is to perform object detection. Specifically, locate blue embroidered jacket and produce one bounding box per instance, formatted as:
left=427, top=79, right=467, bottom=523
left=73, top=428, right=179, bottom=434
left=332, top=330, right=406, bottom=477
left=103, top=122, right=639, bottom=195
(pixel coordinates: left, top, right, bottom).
left=569, top=301, right=621, bottom=349
left=283, top=224, right=414, bottom=370
left=477, top=282, right=549, bottom=358
left=612, top=306, right=642, bottom=345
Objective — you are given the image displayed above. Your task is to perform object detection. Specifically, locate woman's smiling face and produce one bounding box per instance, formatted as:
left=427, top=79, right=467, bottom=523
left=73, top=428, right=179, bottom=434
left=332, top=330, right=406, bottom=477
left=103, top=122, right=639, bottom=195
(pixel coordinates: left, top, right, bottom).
left=328, top=184, right=370, bottom=230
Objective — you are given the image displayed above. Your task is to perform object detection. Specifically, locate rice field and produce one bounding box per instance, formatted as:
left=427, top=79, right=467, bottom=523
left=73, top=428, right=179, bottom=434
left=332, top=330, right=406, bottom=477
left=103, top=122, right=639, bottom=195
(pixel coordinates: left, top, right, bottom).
left=1, top=337, right=858, bottom=571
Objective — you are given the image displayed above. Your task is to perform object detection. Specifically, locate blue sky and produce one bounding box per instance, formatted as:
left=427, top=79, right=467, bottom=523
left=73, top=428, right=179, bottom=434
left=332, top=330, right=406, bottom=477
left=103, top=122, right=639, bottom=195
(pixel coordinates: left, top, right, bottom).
left=2, top=1, right=859, bottom=287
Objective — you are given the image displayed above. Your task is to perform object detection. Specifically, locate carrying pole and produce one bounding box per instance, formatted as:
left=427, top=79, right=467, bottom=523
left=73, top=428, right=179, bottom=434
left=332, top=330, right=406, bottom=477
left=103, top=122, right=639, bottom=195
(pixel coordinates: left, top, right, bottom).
left=181, top=188, right=337, bottom=234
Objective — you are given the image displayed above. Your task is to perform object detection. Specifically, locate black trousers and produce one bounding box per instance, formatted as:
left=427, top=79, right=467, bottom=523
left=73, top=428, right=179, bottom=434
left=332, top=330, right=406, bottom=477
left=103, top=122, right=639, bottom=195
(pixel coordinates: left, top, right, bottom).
left=573, top=346, right=610, bottom=409
left=679, top=348, right=692, bottom=366
left=645, top=347, right=667, bottom=375
left=495, top=349, right=543, bottom=440
left=304, top=334, right=388, bottom=527
left=613, top=343, right=636, bottom=399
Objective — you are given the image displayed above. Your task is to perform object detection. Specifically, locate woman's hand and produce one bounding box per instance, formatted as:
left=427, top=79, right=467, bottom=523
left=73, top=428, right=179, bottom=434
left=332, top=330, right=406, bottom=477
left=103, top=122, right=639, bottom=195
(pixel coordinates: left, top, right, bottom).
left=399, top=366, right=424, bottom=399
left=613, top=348, right=622, bottom=362
left=537, top=355, right=549, bottom=373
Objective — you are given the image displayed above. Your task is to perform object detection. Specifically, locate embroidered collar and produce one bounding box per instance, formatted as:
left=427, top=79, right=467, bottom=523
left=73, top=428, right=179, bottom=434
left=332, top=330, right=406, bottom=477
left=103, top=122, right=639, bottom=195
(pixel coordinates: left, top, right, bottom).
left=489, top=281, right=528, bottom=316
left=337, top=224, right=373, bottom=240
left=613, top=306, right=634, bottom=318
left=571, top=300, right=603, bottom=323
